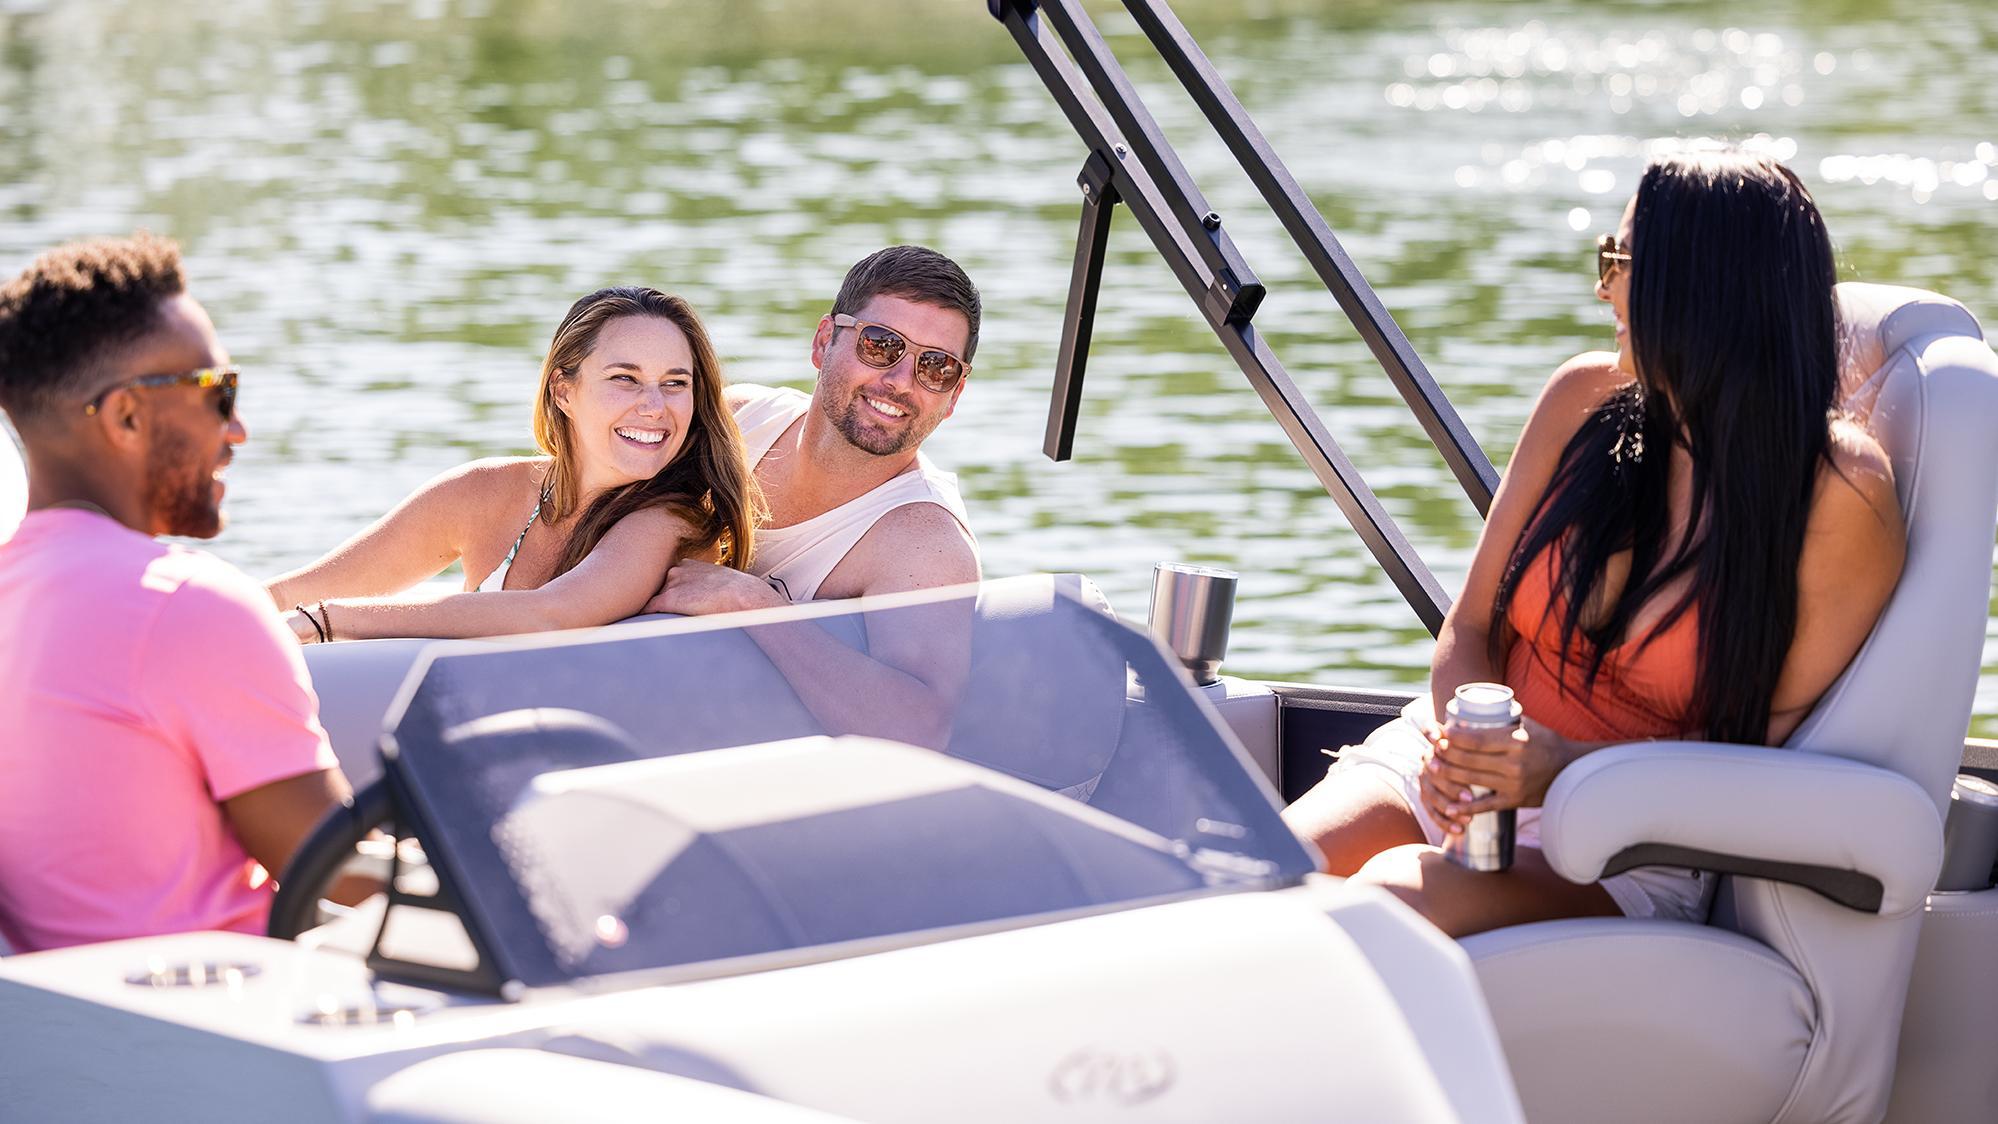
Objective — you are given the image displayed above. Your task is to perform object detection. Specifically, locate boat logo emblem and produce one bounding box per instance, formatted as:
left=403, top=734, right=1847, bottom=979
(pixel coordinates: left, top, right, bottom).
left=1047, top=1047, right=1176, bottom=1106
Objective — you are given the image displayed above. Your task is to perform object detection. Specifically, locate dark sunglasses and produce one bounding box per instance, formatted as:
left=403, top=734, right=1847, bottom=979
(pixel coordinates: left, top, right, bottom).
left=831, top=314, right=970, bottom=394
left=84, top=366, right=239, bottom=421
left=1596, top=233, right=1632, bottom=282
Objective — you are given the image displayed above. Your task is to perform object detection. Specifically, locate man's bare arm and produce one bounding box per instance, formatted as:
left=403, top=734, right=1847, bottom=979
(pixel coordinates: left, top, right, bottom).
left=223, top=767, right=378, bottom=908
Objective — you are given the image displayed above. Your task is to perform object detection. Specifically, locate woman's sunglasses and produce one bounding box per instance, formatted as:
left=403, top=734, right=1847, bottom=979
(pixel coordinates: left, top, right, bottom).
left=1596, top=233, right=1632, bottom=282
left=84, top=366, right=239, bottom=420
left=832, top=314, right=970, bottom=394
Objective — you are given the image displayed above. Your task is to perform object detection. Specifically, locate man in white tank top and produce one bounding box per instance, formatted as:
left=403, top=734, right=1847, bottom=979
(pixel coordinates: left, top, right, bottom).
left=645, top=245, right=981, bottom=613
left=642, top=246, right=982, bottom=749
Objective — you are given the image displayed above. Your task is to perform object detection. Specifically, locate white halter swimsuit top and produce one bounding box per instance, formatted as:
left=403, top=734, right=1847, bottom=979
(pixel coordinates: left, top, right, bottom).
left=477, top=482, right=551, bottom=592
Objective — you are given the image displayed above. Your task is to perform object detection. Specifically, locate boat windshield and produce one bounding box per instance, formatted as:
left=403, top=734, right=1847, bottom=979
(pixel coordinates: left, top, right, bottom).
left=378, top=577, right=1316, bottom=990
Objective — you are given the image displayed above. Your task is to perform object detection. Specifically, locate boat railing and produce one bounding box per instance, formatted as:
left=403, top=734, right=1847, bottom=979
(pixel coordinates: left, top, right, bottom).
left=989, top=0, right=1501, bottom=634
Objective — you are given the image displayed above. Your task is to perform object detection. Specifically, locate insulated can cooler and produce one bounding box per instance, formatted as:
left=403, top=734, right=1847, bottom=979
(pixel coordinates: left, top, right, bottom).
left=1441, top=682, right=1522, bottom=872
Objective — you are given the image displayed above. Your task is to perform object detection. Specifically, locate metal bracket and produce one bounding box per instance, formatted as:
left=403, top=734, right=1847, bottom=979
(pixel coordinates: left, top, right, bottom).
left=1047, top=150, right=1120, bottom=461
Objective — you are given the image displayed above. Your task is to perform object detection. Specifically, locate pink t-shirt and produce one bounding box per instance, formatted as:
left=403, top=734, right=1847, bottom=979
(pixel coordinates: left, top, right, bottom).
left=0, top=509, right=337, bottom=953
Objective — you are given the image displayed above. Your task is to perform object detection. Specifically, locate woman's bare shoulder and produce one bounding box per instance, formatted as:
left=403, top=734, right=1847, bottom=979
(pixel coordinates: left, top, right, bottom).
left=1540, top=351, right=1633, bottom=410
left=1511, top=351, right=1634, bottom=460
left=428, top=456, right=547, bottom=504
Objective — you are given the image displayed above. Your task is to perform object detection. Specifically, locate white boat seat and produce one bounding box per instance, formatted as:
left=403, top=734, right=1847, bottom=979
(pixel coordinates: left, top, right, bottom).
left=303, top=615, right=850, bottom=786
left=304, top=637, right=444, bottom=786
left=306, top=577, right=1107, bottom=791
left=1460, top=282, right=1998, bottom=1124
left=0, top=423, right=25, bottom=543
left=1469, top=919, right=1812, bottom=1123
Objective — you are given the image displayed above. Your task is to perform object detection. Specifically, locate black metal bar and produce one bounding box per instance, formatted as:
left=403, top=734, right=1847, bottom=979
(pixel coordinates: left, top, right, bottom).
left=1221, top=323, right=1452, bottom=634
left=1029, top=0, right=1264, bottom=325
left=1119, top=0, right=1500, bottom=514
left=991, top=3, right=1215, bottom=326
left=1047, top=151, right=1119, bottom=461
left=990, top=0, right=1452, bottom=632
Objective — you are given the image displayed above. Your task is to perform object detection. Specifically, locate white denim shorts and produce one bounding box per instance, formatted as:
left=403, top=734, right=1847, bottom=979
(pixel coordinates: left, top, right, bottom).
left=1334, top=705, right=1715, bottom=923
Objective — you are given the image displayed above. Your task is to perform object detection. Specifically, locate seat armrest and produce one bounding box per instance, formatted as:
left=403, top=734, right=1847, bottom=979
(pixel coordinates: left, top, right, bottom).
left=1539, top=742, right=1942, bottom=916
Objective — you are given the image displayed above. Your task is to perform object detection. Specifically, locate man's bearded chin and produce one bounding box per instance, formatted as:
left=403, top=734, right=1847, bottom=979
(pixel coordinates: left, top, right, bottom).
left=143, top=428, right=224, bottom=539
left=829, top=397, right=917, bottom=457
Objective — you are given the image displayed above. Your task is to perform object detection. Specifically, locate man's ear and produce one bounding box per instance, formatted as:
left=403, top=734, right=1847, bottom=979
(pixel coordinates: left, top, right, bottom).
left=810, top=316, right=834, bottom=373
left=92, top=388, right=149, bottom=451
left=943, top=375, right=967, bottom=420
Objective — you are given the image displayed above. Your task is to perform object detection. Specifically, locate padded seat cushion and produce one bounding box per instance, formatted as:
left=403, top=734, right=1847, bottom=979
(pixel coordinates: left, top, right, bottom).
left=1462, top=919, right=1813, bottom=1124
left=304, top=636, right=441, bottom=786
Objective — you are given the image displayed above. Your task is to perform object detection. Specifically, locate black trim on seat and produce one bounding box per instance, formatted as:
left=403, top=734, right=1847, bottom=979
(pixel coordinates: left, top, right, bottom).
left=1603, top=844, right=1885, bottom=913
left=1271, top=686, right=1418, bottom=803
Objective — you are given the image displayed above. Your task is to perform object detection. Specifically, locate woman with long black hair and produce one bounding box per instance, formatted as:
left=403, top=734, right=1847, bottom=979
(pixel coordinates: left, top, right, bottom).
left=1283, top=151, right=1906, bottom=937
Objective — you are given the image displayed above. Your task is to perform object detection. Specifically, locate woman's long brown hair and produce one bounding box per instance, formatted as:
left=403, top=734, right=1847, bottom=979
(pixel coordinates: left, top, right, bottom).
left=529, top=287, right=761, bottom=578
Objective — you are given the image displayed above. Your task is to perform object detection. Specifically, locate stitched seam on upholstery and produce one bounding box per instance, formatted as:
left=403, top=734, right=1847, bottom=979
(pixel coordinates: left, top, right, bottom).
left=1764, top=885, right=1827, bottom=1124
left=1881, top=296, right=1983, bottom=347
left=1472, top=930, right=1796, bottom=976
left=1900, top=344, right=1929, bottom=528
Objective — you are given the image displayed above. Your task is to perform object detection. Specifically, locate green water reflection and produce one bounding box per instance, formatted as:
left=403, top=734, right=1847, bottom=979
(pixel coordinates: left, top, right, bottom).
left=2, top=0, right=1994, bottom=735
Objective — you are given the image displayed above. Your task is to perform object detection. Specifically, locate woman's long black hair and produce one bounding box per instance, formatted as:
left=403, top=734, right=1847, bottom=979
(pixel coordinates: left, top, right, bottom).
left=1490, top=152, right=1842, bottom=744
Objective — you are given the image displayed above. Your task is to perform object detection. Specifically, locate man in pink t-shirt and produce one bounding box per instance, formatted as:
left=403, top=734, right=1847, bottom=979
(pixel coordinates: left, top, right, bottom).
left=0, top=235, right=355, bottom=953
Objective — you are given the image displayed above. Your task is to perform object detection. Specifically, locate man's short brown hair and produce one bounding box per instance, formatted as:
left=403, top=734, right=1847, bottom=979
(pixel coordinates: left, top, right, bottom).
left=0, top=233, right=186, bottom=424
left=831, top=245, right=982, bottom=363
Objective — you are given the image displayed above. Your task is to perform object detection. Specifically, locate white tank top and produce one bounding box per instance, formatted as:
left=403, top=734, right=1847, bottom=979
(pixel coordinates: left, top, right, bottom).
left=733, top=383, right=976, bottom=602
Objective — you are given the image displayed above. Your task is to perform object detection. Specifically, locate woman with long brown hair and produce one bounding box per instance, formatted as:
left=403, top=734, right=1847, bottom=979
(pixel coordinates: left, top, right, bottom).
left=267, top=286, right=759, bottom=641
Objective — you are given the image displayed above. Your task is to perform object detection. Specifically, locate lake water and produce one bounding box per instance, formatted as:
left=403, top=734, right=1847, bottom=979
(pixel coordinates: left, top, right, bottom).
left=3, top=0, right=1994, bottom=734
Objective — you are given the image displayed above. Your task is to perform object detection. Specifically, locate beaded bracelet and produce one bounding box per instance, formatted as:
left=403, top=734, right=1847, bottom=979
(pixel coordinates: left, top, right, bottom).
left=312, top=601, right=333, bottom=643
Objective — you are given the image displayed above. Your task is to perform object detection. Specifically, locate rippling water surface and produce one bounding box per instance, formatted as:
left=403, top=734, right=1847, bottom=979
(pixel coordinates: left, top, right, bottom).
left=3, top=0, right=1994, bottom=733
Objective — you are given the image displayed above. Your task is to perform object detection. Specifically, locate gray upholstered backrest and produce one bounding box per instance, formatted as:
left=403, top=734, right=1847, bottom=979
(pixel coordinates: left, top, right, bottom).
left=1714, top=283, right=1998, bottom=1123
left=1786, top=282, right=1998, bottom=810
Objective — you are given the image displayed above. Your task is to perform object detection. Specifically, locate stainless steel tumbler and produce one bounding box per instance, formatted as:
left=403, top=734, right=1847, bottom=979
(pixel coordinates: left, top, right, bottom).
left=1441, top=682, right=1521, bottom=872
left=1148, top=563, right=1238, bottom=686
left=1937, top=774, right=1998, bottom=892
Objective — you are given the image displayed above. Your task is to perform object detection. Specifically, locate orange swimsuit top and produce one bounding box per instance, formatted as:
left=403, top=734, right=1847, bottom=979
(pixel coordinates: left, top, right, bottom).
left=1504, top=545, right=1700, bottom=743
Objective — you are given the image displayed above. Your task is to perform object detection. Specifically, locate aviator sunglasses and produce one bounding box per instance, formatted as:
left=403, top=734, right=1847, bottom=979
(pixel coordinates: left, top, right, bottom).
left=831, top=314, right=970, bottom=394
left=1596, top=233, right=1632, bottom=282
left=83, top=366, right=239, bottom=421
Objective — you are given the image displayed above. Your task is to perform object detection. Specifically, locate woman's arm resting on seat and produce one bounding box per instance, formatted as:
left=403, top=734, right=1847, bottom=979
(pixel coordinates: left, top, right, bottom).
left=266, top=459, right=520, bottom=608
left=309, top=505, right=693, bottom=640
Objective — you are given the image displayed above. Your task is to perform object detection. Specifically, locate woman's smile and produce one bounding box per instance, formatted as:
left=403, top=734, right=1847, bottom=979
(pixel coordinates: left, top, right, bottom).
left=614, top=425, right=668, bottom=447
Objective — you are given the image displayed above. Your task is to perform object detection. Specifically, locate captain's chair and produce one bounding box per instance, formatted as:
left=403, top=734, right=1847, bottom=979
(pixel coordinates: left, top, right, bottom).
left=1459, top=283, right=1998, bottom=1124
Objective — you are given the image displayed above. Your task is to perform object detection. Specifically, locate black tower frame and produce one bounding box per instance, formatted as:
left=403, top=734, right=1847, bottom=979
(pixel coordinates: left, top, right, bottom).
left=992, top=0, right=1500, bottom=634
